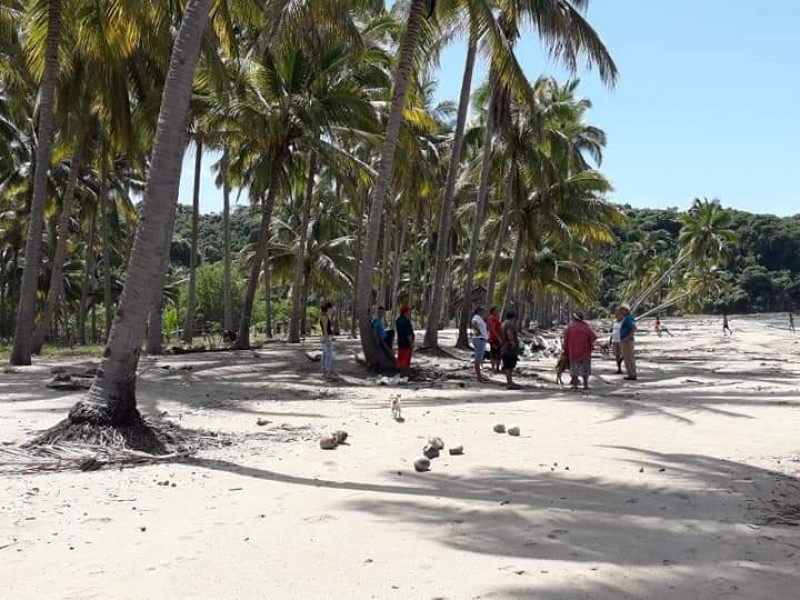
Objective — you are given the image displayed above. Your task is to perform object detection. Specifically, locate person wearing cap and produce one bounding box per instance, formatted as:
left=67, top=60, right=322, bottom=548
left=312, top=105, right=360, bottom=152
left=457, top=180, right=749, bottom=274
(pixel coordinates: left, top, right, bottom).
left=563, top=311, right=597, bottom=389
left=618, top=302, right=637, bottom=380
left=395, top=305, right=415, bottom=371
left=470, top=306, right=490, bottom=382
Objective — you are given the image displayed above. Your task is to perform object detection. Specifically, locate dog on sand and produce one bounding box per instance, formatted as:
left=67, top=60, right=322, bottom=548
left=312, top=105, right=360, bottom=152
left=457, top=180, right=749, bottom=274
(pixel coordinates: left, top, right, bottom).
left=555, top=353, right=570, bottom=385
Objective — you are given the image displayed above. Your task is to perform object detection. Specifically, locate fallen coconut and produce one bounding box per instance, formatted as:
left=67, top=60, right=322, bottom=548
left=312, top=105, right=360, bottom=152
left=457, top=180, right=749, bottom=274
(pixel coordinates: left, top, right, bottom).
left=413, top=457, right=431, bottom=472
left=422, top=445, right=440, bottom=460
left=333, top=430, right=349, bottom=444
left=428, top=437, right=445, bottom=451
left=319, top=435, right=338, bottom=450
left=508, top=426, right=520, bottom=436
left=449, top=445, right=464, bottom=456
left=493, top=424, right=506, bottom=434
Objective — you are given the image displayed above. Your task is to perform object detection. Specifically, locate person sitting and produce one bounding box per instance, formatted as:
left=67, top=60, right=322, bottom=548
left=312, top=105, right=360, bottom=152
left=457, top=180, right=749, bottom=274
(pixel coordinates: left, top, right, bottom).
left=372, top=305, right=394, bottom=349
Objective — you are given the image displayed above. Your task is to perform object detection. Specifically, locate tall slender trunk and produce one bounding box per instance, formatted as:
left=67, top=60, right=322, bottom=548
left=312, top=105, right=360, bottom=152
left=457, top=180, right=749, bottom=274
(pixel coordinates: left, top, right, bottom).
left=71, top=0, right=215, bottom=425
left=222, top=148, right=232, bottom=333
left=356, top=0, right=426, bottom=371
left=501, top=228, right=524, bottom=317
left=378, top=216, right=392, bottom=307
left=351, top=188, right=365, bottom=337
left=32, top=140, right=82, bottom=353
left=264, top=264, right=272, bottom=340
left=10, top=0, right=62, bottom=365
left=423, top=32, right=477, bottom=348
left=237, top=161, right=281, bottom=349
left=289, top=152, right=317, bottom=342
left=78, top=212, right=97, bottom=345
left=455, top=83, right=498, bottom=348
left=391, top=223, right=406, bottom=308
left=183, top=138, right=202, bottom=344
left=100, top=151, right=113, bottom=342
left=486, top=170, right=514, bottom=307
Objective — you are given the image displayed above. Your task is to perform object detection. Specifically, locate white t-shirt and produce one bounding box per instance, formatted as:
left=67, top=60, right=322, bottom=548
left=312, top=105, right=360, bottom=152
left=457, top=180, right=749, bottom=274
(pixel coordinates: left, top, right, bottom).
left=471, top=314, right=489, bottom=339
left=611, top=320, right=621, bottom=343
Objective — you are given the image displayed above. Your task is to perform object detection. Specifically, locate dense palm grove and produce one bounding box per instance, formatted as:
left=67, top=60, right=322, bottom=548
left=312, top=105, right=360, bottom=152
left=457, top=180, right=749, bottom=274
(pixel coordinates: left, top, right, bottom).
left=0, top=0, right=757, bottom=435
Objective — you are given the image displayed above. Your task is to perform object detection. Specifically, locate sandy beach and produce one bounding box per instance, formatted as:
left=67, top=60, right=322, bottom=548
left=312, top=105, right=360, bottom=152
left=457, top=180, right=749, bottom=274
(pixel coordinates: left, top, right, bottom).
left=2, top=315, right=799, bottom=599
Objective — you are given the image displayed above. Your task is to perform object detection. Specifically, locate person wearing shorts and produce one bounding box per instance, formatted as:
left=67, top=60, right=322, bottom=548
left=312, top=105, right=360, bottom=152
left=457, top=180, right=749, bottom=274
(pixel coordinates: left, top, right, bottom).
left=500, top=310, right=521, bottom=390
left=563, top=311, right=597, bottom=390
left=487, top=307, right=502, bottom=373
left=470, top=306, right=489, bottom=382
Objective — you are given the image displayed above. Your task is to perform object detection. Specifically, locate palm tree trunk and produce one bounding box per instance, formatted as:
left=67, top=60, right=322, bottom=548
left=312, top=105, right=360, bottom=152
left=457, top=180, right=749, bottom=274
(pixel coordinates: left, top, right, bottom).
left=631, top=252, right=689, bottom=313
left=32, top=139, right=82, bottom=354
left=100, top=152, right=113, bottom=341
left=390, top=222, right=406, bottom=312
left=182, top=138, right=202, bottom=344
left=351, top=189, right=364, bottom=337
left=237, top=161, right=280, bottom=349
left=378, top=217, right=392, bottom=306
left=455, top=82, right=498, bottom=348
left=264, top=263, right=272, bottom=339
left=423, top=31, right=477, bottom=348
left=289, top=152, right=317, bottom=342
left=78, top=213, right=96, bottom=345
left=66, top=0, right=215, bottom=426
left=501, top=228, right=524, bottom=317
left=357, top=0, right=426, bottom=371
left=10, top=0, right=62, bottom=365
left=486, top=170, right=514, bottom=307
left=222, top=148, right=233, bottom=333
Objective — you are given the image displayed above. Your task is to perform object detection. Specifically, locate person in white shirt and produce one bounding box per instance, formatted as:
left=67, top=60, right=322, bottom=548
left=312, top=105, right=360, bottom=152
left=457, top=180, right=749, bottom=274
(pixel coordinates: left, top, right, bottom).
left=470, top=306, right=489, bottom=382
left=610, top=307, right=623, bottom=374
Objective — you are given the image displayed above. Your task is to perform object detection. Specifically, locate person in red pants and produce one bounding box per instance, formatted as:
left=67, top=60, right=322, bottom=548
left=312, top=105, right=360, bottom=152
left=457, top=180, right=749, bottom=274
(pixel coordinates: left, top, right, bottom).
left=395, top=305, right=415, bottom=371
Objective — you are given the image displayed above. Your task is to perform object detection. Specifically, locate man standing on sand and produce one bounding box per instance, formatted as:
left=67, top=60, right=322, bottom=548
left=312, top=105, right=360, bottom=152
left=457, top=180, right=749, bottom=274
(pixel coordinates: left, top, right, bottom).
left=500, top=310, right=522, bottom=390
left=395, top=305, right=414, bottom=371
left=790, top=311, right=795, bottom=333
left=722, top=312, right=732, bottom=336
left=563, top=312, right=597, bottom=390
left=487, top=306, right=502, bottom=374
left=470, top=306, right=489, bottom=382
left=619, top=303, right=637, bottom=380
left=610, top=307, right=623, bottom=374
left=320, top=302, right=335, bottom=378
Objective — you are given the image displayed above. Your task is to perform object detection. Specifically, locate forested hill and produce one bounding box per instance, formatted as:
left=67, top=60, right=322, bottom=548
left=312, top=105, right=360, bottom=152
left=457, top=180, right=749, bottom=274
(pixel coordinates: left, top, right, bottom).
left=172, top=203, right=800, bottom=316
left=600, top=206, right=800, bottom=313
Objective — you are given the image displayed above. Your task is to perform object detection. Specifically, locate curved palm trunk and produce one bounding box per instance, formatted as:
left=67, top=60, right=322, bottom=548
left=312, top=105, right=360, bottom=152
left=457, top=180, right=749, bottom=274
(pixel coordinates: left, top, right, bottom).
left=10, top=0, right=61, bottom=365
left=357, top=0, right=426, bottom=371
left=32, top=141, right=82, bottom=354
left=288, top=152, right=317, bottom=342
left=423, top=31, right=477, bottom=348
left=100, top=153, right=113, bottom=341
left=237, top=167, right=280, bottom=349
left=68, top=0, right=214, bottom=425
left=182, top=138, right=202, bottom=344
left=486, top=171, right=514, bottom=307
left=455, top=85, right=498, bottom=348
left=222, top=149, right=232, bottom=333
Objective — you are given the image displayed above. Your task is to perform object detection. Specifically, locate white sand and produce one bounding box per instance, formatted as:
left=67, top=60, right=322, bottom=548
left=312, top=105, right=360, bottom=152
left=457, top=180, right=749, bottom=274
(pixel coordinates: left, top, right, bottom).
left=2, top=315, right=800, bottom=599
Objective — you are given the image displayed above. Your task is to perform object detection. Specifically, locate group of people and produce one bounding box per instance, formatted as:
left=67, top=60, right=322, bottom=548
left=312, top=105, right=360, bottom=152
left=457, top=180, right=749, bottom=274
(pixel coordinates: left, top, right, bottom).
left=469, top=306, right=522, bottom=390
left=562, top=302, right=638, bottom=390
left=319, top=302, right=417, bottom=378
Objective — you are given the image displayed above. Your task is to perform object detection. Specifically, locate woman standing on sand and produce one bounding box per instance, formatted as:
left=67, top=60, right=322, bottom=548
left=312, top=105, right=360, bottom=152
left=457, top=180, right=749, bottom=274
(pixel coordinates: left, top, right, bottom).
left=320, top=302, right=335, bottom=378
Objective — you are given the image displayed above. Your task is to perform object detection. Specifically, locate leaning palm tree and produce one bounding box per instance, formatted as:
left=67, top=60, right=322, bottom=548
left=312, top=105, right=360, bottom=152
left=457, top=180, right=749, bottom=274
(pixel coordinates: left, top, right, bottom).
left=10, top=0, right=62, bottom=365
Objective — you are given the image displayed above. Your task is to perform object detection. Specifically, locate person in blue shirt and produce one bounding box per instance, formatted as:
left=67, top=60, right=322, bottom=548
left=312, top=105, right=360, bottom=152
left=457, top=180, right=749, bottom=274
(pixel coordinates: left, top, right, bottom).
left=618, top=302, right=637, bottom=380
left=372, top=305, right=394, bottom=349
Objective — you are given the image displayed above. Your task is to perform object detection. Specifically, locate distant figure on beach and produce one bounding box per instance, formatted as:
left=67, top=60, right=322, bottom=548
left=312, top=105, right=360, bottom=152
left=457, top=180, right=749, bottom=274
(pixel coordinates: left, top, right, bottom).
left=790, top=311, right=795, bottom=333
left=619, top=303, right=638, bottom=380
left=610, top=307, right=624, bottom=374
left=320, top=302, right=335, bottom=378
left=500, top=310, right=522, bottom=390
left=395, top=305, right=415, bottom=371
left=563, top=312, right=597, bottom=390
left=722, top=312, right=732, bottom=336
left=470, top=306, right=489, bottom=382
left=487, top=306, right=502, bottom=374
left=654, top=315, right=662, bottom=337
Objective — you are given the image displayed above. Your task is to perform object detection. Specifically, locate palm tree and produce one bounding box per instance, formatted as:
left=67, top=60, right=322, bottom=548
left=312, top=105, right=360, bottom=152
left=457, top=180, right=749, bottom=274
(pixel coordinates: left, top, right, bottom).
left=10, top=0, right=62, bottom=365
left=182, top=137, right=203, bottom=344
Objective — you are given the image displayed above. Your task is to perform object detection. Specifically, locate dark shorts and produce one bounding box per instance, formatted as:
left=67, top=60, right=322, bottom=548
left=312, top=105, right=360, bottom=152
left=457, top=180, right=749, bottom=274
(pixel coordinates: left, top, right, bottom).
left=489, top=342, right=501, bottom=359
left=501, top=352, right=518, bottom=370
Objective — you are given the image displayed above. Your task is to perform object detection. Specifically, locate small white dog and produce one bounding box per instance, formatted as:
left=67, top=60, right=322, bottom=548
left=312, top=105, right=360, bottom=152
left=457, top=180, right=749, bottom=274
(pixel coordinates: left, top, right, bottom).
left=391, top=397, right=402, bottom=420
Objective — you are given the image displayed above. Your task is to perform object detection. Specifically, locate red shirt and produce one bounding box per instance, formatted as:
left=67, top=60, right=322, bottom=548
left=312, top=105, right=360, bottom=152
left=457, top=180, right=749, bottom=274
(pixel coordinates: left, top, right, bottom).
left=487, top=314, right=502, bottom=344
left=563, top=320, right=597, bottom=362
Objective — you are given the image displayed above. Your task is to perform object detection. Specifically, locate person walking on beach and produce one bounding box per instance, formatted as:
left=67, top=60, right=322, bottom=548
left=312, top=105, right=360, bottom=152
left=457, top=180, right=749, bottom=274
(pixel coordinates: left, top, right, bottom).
left=790, top=311, right=795, bottom=333
left=563, top=312, right=597, bottom=390
left=654, top=315, right=663, bottom=338
left=722, top=312, right=732, bottom=336
left=470, top=306, right=489, bottom=382
left=320, top=302, right=335, bottom=378
left=610, top=307, right=623, bottom=374
left=395, top=305, right=415, bottom=371
left=500, top=310, right=522, bottom=390
left=619, top=303, right=638, bottom=380
left=487, top=306, right=502, bottom=373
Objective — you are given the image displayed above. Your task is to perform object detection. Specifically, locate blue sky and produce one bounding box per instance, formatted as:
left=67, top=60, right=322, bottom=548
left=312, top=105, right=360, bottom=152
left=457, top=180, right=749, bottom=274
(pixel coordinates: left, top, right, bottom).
left=179, top=0, right=800, bottom=217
